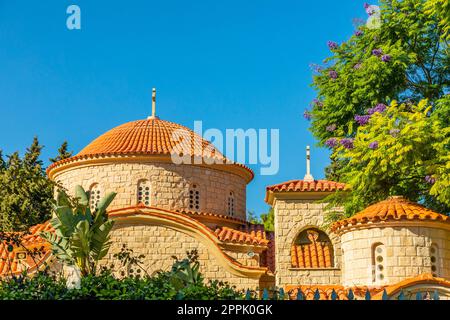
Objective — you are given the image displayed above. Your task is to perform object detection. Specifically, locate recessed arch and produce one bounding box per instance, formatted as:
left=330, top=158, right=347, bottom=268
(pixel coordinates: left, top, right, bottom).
left=291, top=228, right=334, bottom=268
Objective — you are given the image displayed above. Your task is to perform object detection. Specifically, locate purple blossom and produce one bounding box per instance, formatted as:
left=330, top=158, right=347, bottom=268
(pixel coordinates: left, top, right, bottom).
left=303, top=110, right=312, bottom=121
left=372, top=48, right=383, bottom=57
left=354, top=30, right=363, bottom=37
left=367, top=103, right=387, bottom=115
left=353, top=63, right=363, bottom=70
left=340, top=138, right=354, bottom=149
left=326, top=124, right=337, bottom=132
left=325, top=138, right=338, bottom=148
left=364, top=3, right=370, bottom=9
left=309, top=63, right=323, bottom=73
left=327, top=41, right=339, bottom=50
left=381, top=54, right=391, bottom=62
left=389, top=128, right=400, bottom=137
left=369, top=141, right=379, bottom=149
left=312, top=98, right=323, bottom=107
left=355, top=114, right=371, bottom=126
left=425, top=175, right=436, bottom=184
left=328, top=70, right=338, bottom=79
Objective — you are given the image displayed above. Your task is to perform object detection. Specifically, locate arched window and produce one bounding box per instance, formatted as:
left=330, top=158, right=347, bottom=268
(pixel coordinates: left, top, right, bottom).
left=189, top=183, right=200, bottom=210
left=227, top=191, right=235, bottom=216
left=137, top=180, right=151, bottom=206
left=372, top=243, right=386, bottom=283
left=89, top=183, right=102, bottom=211
left=291, top=229, right=334, bottom=268
left=430, top=244, right=439, bottom=277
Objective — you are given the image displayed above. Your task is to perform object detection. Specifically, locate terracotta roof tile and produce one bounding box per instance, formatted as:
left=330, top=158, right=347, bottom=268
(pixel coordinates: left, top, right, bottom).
left=332, top=196, right=450, bottom=232
left=265, top=179, right=346, bottom=203
left=47, top=118, right=254, bottom=180
left=285, top=285, right=383, bottom=300
left=214, top=226, right=269, bottom=246
left=291, top=243, right=333, bottom=269
left=0, top=221, right=53, bottom=277
left=174, top=208, right=248, bottom=226
left=371, top=273, right=450, bottom=300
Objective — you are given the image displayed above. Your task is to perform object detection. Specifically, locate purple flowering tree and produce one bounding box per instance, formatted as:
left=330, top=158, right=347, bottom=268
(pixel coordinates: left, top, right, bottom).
left=308, top=0, right=449, bottom=215
left=323, top=100, right=450, bottom=219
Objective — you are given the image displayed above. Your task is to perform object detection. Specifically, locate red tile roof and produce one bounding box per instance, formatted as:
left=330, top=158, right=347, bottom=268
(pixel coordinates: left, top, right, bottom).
left=371, top=273, right=450, bottom=300
left=174, top=208, right=248, bottom=226
left=291, top=243, right=333, bottom=269
left=285, top=285, right=384, bottom=300
left=46, top=118, right=254, bottom=180
left=214, top=225, right=269, bottom=246
left=0, top=222, right=53, bottom=276
left=265, top=180, right=346, bottom=203
left=332, top=196, right=450, bottom=232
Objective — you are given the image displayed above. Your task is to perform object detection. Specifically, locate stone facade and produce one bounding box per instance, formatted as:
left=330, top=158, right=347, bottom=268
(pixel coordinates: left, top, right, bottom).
left=54, top=161, right=247, bottom=220
left=274, top=198, right=342, bottom=287
left=101, top=222, right=260, bottom=290
left=340, top=226, right=450, bottom=287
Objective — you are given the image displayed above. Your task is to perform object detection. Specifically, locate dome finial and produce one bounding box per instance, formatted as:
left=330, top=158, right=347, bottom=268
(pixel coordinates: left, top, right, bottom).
left=303, top=145, right=314, bottom=182
left=148, top=88, right=159, bottom=120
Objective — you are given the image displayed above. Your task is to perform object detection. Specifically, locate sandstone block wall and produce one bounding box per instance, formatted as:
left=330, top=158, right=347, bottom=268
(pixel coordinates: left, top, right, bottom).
left=54, top=162, right=247, bottom=219
left=101, top=223, right=260, bottom=290
left=274, top=199, right=342, bottom=287
left=341, top=226, right=450, bottom=287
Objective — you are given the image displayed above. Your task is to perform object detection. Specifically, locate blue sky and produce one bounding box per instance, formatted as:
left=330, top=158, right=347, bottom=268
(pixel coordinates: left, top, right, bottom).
left=0, top=0, right=369, bottom=215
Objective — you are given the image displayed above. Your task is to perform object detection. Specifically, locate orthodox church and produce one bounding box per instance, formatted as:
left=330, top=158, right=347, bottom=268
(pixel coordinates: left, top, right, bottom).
left=1, top=91, right=450, bottom=299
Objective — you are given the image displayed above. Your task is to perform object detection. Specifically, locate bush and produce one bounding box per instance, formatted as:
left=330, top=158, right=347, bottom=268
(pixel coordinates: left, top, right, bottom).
left=0, top=251, right=245, bottom=300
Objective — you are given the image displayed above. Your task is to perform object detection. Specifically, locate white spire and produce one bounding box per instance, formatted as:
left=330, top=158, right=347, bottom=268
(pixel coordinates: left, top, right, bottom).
left=147, top=88, right=159, bottom=119
left=303, top=145, right=314, bottom=182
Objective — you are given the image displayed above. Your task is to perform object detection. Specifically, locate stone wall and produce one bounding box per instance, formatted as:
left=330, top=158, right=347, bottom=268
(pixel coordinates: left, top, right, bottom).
left=54, top=162, right=247, bottom=220
left=274, top=199, right=342, bottom=287
left=340, top=226, right=450, bottom=287
left=101, top=222, right=261, bottom=290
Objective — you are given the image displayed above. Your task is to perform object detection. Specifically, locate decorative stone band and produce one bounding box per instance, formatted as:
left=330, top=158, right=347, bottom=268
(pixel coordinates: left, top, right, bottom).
left=46, top=154, right=254, bottom=184
left=331, top=196, right=450, bottom=234
left=108, top=205, right=270, bottom=279
left=174, top=208, right=249, bottom=228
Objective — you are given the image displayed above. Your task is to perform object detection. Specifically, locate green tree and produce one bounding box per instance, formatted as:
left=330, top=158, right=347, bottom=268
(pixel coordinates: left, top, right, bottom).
left=260, top=208, right=274, bottom=232
left=324, top=100, right=450, bottom=220
left=425, top=0, right=450, bottom=40
left=309, top=0, right=448, bottom=148
left=246, top=209, right=274, bottom=232
left=49, top=141, right=73, bottom=163
left=0, top=137, right=54, bottom=231
left=307, top=0, right=449, bottom=217
left=42, top=186, right=116, bottom=276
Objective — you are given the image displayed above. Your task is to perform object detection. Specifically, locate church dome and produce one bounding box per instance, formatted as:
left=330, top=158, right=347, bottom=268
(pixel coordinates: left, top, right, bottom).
left=47, top=117, right=254, bottom=182
left=78, top=117, right=223, bottom=159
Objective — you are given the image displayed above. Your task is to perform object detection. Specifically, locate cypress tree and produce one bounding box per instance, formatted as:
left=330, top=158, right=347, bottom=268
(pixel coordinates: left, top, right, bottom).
left=49, top=141, right=73, bottom=163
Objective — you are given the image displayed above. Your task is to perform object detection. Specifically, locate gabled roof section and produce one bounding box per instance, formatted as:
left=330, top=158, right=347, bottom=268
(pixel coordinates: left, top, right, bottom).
left=265, top=179, right=347, bottom=205
left=332, top=196, right=450, bottom=233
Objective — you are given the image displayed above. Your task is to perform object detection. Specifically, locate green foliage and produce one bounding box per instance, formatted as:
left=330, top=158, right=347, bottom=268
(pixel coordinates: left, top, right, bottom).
left=0, top=252, right=244, bottom=300
left=0, top=137, right=54, bottom=231
left=425, top=0, right=450, bottom=40
left=260, top=208, right=274, bottom=232
left=324, top=100, right=450, bottom=219
left=308, top=0, right=449, bottom=218
left=41, top=186, right=116, bottom=276
left=310, top=0, right=448, bottom=146
left=49, top=141, right=73, bottom=163
left=246, top=209, right=274, bottom=232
